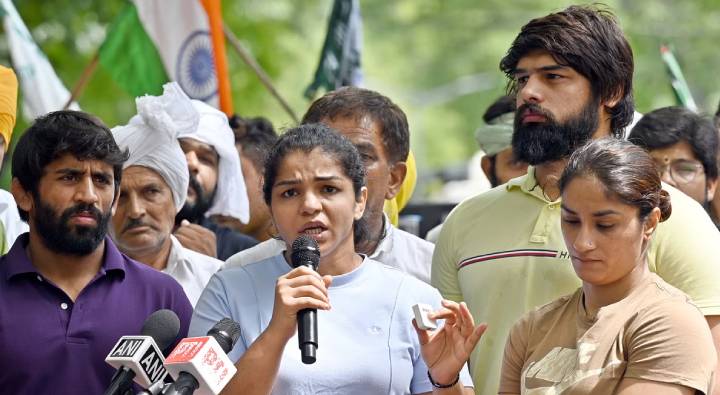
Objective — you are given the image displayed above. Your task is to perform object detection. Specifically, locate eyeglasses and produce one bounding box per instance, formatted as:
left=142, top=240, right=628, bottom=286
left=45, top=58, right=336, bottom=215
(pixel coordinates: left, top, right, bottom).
left=655, top=160, right=705, bottom=184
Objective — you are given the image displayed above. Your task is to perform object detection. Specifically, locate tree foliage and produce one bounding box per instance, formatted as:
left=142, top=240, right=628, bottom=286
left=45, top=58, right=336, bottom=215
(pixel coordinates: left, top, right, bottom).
left=1, top=0, right=719, bottom=194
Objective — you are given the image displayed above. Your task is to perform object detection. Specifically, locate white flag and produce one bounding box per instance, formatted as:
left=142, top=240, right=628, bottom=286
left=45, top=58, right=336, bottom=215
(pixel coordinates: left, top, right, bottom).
left=1, top=0, right=79, bottom=121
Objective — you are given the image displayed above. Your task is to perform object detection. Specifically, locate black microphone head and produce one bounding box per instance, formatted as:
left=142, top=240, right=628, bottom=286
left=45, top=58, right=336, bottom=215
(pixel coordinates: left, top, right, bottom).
left=207, top=318, right=242, bottom=354
left=141, top=309, right=180, bottom=351
left=291, top=235, right=320, bottom=270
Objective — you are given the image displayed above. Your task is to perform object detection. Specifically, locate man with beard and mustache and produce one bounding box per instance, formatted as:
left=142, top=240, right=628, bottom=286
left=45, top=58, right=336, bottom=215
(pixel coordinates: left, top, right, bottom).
left=223, top=87, right=434, bottom=284
left=111, top=83, right=223, bottom=306
left=432, top=5, right=720, bottom=394
left=173, top=100, right=258, bottom=261
left=0, top=110, right=192, bottom=394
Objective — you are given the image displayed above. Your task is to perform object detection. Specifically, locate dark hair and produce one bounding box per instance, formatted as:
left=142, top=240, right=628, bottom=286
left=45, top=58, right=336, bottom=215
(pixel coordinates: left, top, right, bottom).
left=483, top=95, right=516, bottom=124
left=500, top=5, right=634, bottom=137
left=560, top=138, right=671, bottom=222
left=302, top=86, right=410, bottom=164
left=12, top=110, right=129, bottom=221
left=231, top=115, right=278, bottom=170
left=263, top=123, right=368, bottom=245
left=263, top=123, right=365, bottom=204
left=628, top=106, right=718, bottom=180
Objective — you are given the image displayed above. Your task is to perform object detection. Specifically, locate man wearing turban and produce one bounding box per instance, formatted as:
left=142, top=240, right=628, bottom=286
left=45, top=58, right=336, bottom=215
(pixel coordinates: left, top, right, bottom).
left=111, top=82, right=223, bottom=305
left=174, top=96, right=258, bottom=260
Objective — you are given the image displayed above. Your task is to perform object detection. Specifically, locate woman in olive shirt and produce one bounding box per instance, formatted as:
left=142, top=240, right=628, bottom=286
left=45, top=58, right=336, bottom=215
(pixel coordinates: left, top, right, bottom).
left=499, top=139, right=716, bottom=395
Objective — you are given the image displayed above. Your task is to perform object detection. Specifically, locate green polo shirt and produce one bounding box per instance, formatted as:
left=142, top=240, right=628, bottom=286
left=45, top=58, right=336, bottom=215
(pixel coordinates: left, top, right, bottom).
left=432, top=166, right=720, bottom=395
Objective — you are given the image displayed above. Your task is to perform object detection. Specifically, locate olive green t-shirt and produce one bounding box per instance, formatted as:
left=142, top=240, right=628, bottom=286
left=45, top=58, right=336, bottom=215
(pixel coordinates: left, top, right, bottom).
left=499, top=273, right=716, bottom=394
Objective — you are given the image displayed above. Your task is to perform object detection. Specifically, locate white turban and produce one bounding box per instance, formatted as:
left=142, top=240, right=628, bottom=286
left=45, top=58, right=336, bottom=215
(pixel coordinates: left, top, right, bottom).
left=176, top=100, right=250, bottom=224
left=111, top=82, right=195, bottom=213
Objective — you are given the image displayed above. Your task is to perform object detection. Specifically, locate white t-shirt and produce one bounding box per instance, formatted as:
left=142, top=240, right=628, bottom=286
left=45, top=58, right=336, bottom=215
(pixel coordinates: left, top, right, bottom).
left=191, top=255, right=472, bottom=394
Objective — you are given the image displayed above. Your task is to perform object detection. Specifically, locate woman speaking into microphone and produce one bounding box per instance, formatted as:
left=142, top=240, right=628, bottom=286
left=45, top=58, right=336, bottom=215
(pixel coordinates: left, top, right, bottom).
left=190, top=124, right=485, bottom=394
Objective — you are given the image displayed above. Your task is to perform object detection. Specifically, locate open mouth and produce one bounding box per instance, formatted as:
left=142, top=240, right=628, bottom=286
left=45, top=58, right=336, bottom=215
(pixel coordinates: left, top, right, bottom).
left=302, top=227, right=325, bottom=235
left=300, top=222, right=328, bottom=238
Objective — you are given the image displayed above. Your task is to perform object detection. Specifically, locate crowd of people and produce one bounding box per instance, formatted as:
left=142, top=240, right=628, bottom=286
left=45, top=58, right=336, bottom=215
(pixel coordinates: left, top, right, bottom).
left=0, top=4, right=719, bottom=395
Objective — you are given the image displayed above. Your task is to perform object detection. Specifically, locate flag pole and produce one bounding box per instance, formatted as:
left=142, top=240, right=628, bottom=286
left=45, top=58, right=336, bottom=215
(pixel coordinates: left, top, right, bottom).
left=201, top=0, right=233, bottom=116
left=222, top=25, right=299, bottom=124
left=63, top=52, right=99, bottom=110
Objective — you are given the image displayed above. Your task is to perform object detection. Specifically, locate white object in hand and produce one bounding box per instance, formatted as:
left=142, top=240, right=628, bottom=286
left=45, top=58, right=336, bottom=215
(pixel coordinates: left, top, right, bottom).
left=412, top=303, right=438, bottom=330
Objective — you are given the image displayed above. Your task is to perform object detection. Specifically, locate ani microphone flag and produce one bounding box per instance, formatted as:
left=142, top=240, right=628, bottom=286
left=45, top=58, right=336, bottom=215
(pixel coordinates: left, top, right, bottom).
left=0, top=0, right=79, bottom=120
left=99, top=0, right=233, bottom=113
left=304, top=0, right=363, bottom=99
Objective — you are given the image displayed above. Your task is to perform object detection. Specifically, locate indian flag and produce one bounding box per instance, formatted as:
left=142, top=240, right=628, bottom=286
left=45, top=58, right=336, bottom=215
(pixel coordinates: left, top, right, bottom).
left=99, top=0, right=232, bottom=113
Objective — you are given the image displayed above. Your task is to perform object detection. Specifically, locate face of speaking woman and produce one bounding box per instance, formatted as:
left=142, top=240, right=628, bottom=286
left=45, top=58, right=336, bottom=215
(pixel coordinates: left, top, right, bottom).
left=270, top=147, right=367, bottom=269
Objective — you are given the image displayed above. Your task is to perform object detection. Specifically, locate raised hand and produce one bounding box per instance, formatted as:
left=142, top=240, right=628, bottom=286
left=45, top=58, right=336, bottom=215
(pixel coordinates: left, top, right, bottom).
left=414, top=299, right=487, bottom=386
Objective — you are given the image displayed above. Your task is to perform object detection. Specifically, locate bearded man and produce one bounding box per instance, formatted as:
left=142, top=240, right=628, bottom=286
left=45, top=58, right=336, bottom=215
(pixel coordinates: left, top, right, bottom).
left=0, top=110, right=192, bottom=394
left=173, top=100, right=258, bottom=260
left=432, top=5, right=720, bottom=394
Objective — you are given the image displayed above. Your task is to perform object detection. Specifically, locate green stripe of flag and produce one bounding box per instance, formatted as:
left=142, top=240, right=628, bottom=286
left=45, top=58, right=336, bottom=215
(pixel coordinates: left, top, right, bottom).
left=98, top=4, right=168, bottom=97
left=660, top=44, right=698, bottom=112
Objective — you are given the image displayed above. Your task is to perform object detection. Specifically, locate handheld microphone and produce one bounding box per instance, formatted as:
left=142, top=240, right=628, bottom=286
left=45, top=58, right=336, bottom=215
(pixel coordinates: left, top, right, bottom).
left=103, top=309, right=181, bottom=395
left=290, top=235, right=321, bottom=364
left=162, top=318, right=241, bottom=395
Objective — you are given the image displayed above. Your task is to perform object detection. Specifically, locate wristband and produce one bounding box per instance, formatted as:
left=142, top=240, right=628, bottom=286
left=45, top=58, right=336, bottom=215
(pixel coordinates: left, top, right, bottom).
left=427, top=370, right=459, bottom=389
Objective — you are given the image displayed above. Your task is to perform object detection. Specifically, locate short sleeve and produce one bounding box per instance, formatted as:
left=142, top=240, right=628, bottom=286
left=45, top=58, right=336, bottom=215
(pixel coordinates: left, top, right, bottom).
left=190, top=272, right=249, bottom=361
left=498, top=315, right=530, bottom=394
left=624, top=300, right=716, bottom=394
left=649, top=185, right=720, bottom=316
left=431, top=210, right=463, bottom=302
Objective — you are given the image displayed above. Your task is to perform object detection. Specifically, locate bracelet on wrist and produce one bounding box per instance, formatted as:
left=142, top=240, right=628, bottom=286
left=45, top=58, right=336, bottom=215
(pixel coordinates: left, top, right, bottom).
left=427, top=370, right=460, bottom=389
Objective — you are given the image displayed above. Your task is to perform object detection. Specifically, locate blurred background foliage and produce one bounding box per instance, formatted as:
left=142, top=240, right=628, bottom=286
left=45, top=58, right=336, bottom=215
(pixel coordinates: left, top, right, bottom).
left=1, top=0, right=719, bottom=197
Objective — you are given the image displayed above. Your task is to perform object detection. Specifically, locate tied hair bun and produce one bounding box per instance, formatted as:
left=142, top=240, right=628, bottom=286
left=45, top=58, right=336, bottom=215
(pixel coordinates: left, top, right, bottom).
left=658, top=189, right=672, bottom=222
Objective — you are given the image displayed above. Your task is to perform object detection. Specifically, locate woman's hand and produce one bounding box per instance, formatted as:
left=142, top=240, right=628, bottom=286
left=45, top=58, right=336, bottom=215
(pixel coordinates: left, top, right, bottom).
left=414, top=300, right=487, bottom=386
left=267, top=266, right=333, bottom=342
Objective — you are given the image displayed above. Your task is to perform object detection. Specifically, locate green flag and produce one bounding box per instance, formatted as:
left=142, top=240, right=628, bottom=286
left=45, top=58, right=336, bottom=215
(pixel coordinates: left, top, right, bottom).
left=304, top=0, right=363, bottom=99
left=98, top=4, right=168, bottom=97
left=660, top=44, right=698, bottom=112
